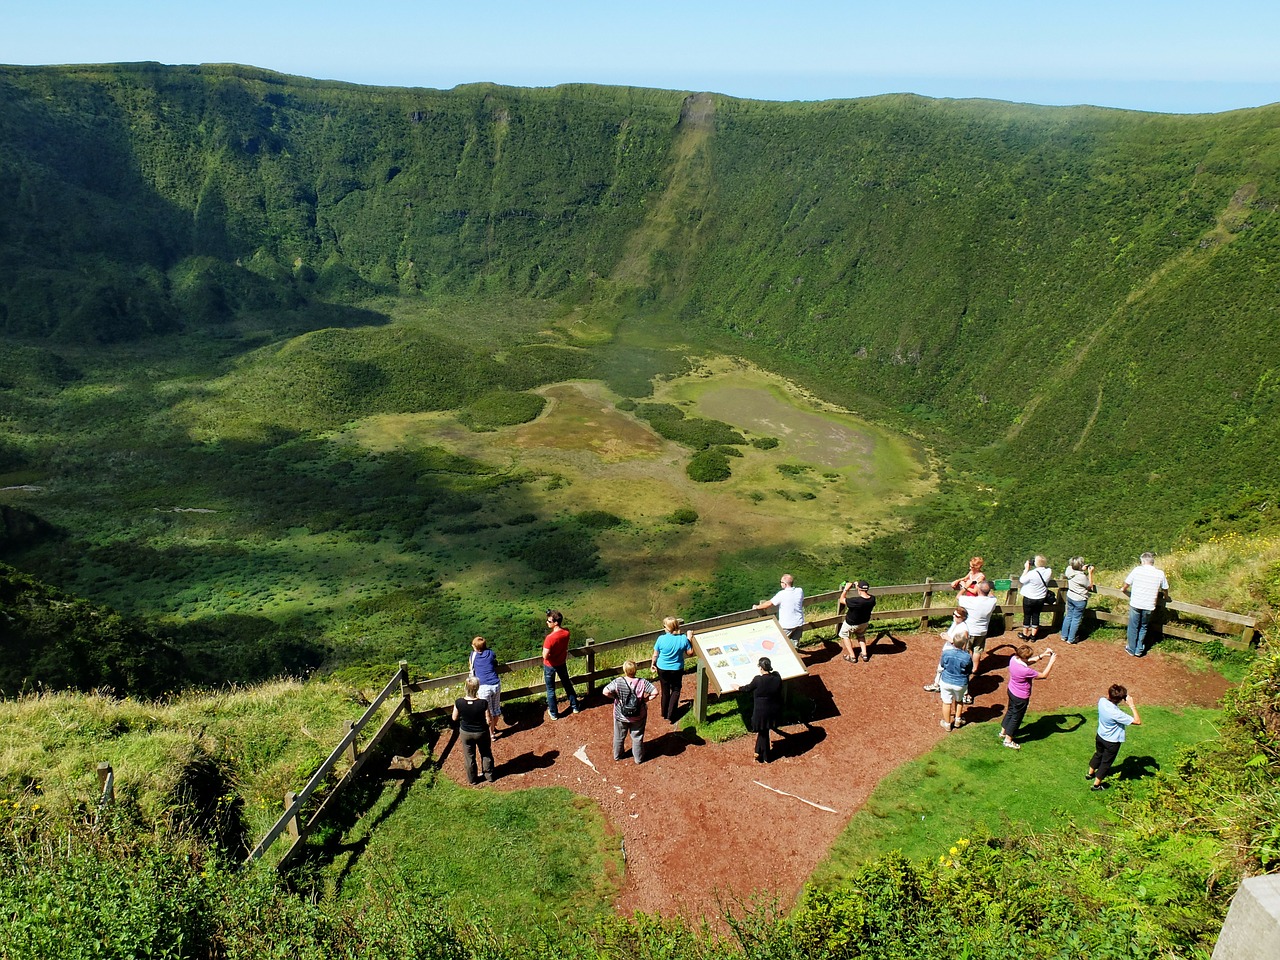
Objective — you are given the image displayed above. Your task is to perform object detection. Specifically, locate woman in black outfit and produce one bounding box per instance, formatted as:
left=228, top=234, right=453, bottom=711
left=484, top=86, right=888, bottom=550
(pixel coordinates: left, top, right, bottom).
left=737, top=657, right=783, bottom=763
left=452, top=675, right=495, bottom=784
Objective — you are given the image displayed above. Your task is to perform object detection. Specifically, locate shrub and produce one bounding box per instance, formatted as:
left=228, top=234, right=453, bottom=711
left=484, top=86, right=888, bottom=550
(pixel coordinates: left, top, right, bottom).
left=752, top=436, right=780, bottom=450
left=459, top=391, right=547, bottom=431
left=667, top=508, right=699, bottom=525
left=687, top=449, right=732, bottom=482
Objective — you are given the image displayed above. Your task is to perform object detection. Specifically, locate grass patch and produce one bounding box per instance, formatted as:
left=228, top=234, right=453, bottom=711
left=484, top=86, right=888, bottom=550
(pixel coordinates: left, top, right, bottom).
left=327, top=774, right=620, bottom=932
left=811, top=704, right=1221, bottom=885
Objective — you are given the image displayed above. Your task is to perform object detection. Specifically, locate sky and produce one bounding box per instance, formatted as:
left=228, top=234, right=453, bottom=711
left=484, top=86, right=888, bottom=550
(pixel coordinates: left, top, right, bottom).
left=3, top=0, right=1279, bottom=115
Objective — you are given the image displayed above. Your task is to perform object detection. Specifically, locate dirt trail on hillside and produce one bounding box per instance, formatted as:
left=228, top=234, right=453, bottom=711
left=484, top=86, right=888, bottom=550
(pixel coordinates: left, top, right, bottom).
left=438, top=629, right=1228, bottom=920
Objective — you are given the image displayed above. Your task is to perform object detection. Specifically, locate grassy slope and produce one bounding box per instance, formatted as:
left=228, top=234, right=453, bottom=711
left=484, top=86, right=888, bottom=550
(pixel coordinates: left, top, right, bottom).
left=812, top=705, right=1221, bottom=877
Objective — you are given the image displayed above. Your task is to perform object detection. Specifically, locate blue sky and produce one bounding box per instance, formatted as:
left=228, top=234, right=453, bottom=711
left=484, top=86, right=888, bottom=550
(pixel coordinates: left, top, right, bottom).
left=3, top=0, right=1278, bottom=114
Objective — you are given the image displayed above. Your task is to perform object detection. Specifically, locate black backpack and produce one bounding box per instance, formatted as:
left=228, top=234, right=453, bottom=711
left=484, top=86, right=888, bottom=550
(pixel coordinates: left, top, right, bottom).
left=616, top=678, right=642, bottom=718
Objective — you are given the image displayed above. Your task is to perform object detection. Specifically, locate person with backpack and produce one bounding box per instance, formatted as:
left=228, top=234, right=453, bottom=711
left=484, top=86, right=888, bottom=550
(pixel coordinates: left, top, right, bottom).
left=603, top=660, right=657, bottom=764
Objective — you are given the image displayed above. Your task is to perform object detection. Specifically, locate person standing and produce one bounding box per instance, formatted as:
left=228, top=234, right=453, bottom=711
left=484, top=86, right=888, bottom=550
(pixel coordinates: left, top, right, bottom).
left=452, top=676, right=495, bottom=785
left=923, top=607, right=969, bottom=693
left=950, top=557, right=987, bottom=596
left=735, top=657, right=784, bottom=762
left=1088, top=684, right=1142, bottom=789
left=1060, top=558, right=1095, bottom=645
left=542, top=609, right=581, bottom=720
left=958, top=581, right=999, bottom=674
left=754, top=573, right=805, bottom=648
left=937, top=634, right=973, bottom=731
left=1122, top=552, right=1170, bottom=657
left=1018, top=555, right=1054, bottom=640
left=651, top=617, right=693, bottom=722
left=999, top=645, right=1057, bottom=749
left=603, top=660, right=657, bottom=764
left=469, top=636, right=503, bottom=738
left=836, top=580, right=877, bottom=663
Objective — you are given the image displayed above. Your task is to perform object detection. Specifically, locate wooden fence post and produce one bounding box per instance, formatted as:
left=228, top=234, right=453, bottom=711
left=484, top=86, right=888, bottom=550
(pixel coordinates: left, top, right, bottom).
left=1046, top=583, right=1064, bottom=632
left=284, top=791, right=300, bottom=839
left=1003, top=575, right=1019, bottom=635
left=584, top=639, right=596, bottom=697
left=694, top=661, right=709, bottom=724
left=398, top=661, right=412, bottom=716
left=919, top=577, right=935, bottom=632
left=343, top=720, right=358, bottom=765
left=96, top=762, right=114, bottom=804
left=1237, top=624, right=1258, bottom=650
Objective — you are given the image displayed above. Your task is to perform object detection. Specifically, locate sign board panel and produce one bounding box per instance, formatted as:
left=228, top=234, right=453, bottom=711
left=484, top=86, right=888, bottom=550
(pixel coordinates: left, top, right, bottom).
left=690, top=617, right=808, bottom=694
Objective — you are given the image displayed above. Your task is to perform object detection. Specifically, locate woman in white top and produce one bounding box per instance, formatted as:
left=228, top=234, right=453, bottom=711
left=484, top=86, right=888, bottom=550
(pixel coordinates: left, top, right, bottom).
left=1017, top=555, right=1053, bottom=640
left=1060, top=557, right=1094, bottom=644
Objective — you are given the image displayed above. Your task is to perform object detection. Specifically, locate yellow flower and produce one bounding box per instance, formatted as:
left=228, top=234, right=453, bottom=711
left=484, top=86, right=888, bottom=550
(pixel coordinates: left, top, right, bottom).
left=949, top=846, right=958, bottom=856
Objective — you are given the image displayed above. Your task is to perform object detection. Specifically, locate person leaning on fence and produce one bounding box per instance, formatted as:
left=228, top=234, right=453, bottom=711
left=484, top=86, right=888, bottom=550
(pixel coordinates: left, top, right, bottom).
left=836, top=579, right=876, bottom=663
left=651, top=617, right=693, bottom=723
left=1018, top=555, right=1054, bottom=640
left=1122, top=552, right=1169, bottom=657
left=469, top=636, right=503, bottom=738
left=452, top=676, right=495, bottom=785
left=753, top=573, right=805, bottom=648
left=951, top=556, right=987, bottom=596
left=1088, top=684, right=1142, bottom=790
left=1060, top=557, right=1095, bottom=645
left=603, top=660, right=657, bottom=763
left=542, top=609, right=581, bottom=720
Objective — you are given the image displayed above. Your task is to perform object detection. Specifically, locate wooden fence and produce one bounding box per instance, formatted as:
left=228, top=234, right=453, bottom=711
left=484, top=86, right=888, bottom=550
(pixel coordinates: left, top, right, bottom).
left=228, top=575, right=1257, bottom=868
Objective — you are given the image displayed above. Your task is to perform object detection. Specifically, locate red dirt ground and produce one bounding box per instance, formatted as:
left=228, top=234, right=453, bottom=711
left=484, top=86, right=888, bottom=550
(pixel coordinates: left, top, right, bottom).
left=436, top=628, right=1229, bottom=920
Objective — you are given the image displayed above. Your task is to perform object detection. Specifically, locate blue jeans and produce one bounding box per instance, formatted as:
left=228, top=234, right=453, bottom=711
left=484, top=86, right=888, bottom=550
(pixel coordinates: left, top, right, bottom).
left=1127, top=608, right=1154, bottom=655
left=1061, top=598, right=1087, bottom=644
left=544, top=663, right=579, bottom=717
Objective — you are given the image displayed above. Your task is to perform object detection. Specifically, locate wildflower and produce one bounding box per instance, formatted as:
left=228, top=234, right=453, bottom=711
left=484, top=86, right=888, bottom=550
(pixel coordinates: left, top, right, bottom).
left=950, top=846, right=958, bottom=856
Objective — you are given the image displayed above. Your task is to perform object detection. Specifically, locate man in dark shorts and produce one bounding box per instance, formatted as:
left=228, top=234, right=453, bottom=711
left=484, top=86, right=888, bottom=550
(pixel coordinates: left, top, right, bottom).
left=837, top=580, right=876, bottom=663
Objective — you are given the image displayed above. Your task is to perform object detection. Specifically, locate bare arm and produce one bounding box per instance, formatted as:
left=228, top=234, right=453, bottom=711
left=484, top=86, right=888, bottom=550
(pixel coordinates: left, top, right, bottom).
left=1126, top=695, right=1142, bottom=725
left=1032, top=649, right=1057, bottom=679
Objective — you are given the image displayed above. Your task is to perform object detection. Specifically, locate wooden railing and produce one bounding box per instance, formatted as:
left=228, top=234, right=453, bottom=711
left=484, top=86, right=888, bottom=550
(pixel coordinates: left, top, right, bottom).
left=245, top=663, right=412, bottom=870
left=237, top=575, right=1258, bottom=868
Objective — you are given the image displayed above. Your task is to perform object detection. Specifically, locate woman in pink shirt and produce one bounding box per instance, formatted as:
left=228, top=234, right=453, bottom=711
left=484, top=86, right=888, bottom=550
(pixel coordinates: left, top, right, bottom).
left=1000, top=644, right=1057, bottom=750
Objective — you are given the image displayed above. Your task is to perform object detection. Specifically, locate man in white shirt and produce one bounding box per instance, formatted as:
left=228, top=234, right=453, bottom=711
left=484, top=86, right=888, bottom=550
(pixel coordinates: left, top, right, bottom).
left=1122, top=551, right=1170, bottom=657
left=958, top=581, right=999, bottom=673
left=754, top=573, right=805, bottom=648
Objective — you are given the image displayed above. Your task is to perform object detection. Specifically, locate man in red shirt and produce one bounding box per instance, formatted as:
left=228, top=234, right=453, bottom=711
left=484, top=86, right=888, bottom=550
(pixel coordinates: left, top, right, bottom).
left=543, top=609, right=581, bottom=720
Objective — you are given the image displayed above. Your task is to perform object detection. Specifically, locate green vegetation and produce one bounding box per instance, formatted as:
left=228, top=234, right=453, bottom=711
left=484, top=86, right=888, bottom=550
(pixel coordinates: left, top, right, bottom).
left=813, top=705, right=1220, bottom=872
left=686, top=448, right=732, bottom=482
left=458, top=391, right=547, bottom=431
left=324, top=776, right=620, bottom=934
left=5, top=61, right=1280, bottom=957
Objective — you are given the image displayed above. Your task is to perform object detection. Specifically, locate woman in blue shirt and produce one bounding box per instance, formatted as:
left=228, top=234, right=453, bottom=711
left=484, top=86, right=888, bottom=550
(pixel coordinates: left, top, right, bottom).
left=1089, top=684, right=1142, bottom=790
left=651, top=617, right=693, bottom=723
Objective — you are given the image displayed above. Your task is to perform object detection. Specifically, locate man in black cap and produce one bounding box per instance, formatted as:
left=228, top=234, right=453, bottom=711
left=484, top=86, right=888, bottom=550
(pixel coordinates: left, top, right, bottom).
left=837, top=580, right=877, bottom=663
